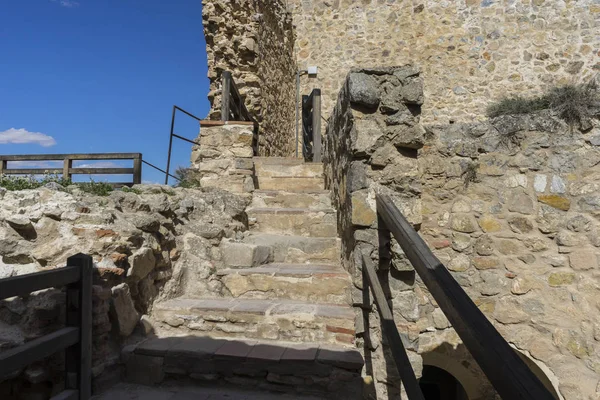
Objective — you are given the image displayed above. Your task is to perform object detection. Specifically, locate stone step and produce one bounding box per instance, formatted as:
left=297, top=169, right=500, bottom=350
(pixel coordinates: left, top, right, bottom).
left=124, top=336, right=363, bottom=397
left=257, top=177, right=324, bottom=191
left=243, top=234, right=340, bottom=264
left=152, top=298, right=356, bottom=346
left=254, top=158, right=323, bottom=178
left=247, top=208, right=337, bottom=237
left=251, top=190, right=332, bottom=210
left=217, top=263, right=351, bottom=304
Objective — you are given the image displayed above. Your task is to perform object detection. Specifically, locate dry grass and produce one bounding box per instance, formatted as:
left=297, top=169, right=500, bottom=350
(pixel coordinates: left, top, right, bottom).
left=487, top=79, right=600, bottom=129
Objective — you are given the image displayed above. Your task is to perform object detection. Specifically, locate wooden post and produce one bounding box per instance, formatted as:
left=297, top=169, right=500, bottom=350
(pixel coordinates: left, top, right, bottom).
left=0, top=160, right=6, bottom=176
left=133, top=154, right=142, bottom=185
left=221, top=71, right=232, bottom=122
left=362, top=253, right=426, bottom=400
left=312, top=89, right=322, bottom=163
left=63, top=158, right=72, bottom=182
left=65, top=254, right=92, bottom=400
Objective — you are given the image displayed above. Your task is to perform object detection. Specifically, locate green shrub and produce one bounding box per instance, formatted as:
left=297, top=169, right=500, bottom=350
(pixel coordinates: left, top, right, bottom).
left=78, top=179, right=114, bottom=196
left=486, top=80, right=600, bottom=128
left=174, top=166, right=200, bottom=189
left=0, top=173, right=71, bottom=191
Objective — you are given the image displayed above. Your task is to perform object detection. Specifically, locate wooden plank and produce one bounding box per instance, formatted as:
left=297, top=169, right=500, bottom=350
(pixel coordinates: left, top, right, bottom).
left=68, top=168, right=134, bottom=175
left=376, top=194, right=556, bottom=400
left=0, top=153, right=141, bottom=161
left=0, top=327, right=79, bottom=379
left=361, top=253, right=425, bottom=400
left=65, top=254, right=93, bottom=399
left=0, top=160, right=6, bottom=175
left=0, top=266, right=80, bottom=300
left=2, top=168, right=63, bottom=175
left=50, top=390, right=79, bottom=400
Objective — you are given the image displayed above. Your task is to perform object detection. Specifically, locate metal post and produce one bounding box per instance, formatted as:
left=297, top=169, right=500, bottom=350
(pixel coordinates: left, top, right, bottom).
left=133, top=154, right=142, bottom=185
left=312, top=89, right=322, bottom=163
left=164, top=106, right=177, bottom=185
left=65, top=253, right=92, bottom=400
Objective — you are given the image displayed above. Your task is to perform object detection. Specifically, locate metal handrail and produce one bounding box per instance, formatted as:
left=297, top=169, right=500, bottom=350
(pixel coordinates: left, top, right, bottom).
left=374, top=194, right=556, bottom=400
left=301, top=88, right=322, bottom=162
left=0, top=254, right=93, bottom=400
left=164, top=105, right=202, bottom=185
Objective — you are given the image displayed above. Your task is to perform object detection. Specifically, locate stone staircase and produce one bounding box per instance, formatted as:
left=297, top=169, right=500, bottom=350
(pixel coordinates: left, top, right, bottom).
left=124, top=158, right=363, bottom=398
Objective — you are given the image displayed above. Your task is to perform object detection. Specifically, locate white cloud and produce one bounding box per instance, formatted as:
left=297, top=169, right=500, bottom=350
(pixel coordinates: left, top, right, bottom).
left=51, top=0, right=79, bottom=8
left=0, top=128, right=57, bottom=147
left=76, top=161, right=123, bottom=169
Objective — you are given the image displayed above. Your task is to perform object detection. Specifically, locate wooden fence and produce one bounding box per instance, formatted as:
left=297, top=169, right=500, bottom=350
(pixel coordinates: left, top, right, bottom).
left=0, top=153, right=142, bottom=186
left=0, top=254, right=93, bottom=400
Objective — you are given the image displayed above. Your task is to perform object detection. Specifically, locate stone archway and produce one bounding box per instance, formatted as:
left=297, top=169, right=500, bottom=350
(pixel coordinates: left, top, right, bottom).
left=513, top=348, right=563, bottom=400
left=420, top=351, right=488, bottom=400
left=419, top=365, right=469, bottom=400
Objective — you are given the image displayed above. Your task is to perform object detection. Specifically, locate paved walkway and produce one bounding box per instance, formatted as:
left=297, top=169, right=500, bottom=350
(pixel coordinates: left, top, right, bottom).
left=93, top=383, right=327, bottom=400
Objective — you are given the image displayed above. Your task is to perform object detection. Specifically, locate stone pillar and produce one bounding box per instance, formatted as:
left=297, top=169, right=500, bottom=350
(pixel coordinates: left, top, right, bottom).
left=190, top=122, right=256, bottom=193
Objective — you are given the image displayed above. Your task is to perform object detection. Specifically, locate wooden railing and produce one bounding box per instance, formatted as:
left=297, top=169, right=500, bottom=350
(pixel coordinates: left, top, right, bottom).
left=0, top=254, right=93, bottom=400
left=221, top=71, right=253, bottom=123
left=0, top=153, right=142, bottom=186
left=301, top=88, right=322, bottom=162
left=364, top=194, right=556, bottom=400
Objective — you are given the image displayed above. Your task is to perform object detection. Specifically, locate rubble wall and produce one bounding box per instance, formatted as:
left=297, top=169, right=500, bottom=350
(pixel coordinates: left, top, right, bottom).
left=0, top=184, right=249, bottom=396
left=324, top=66, right=600, bottom=399
left=202, top=0, right=296, bottom=156
left=289, top=0, right=600, bottom=125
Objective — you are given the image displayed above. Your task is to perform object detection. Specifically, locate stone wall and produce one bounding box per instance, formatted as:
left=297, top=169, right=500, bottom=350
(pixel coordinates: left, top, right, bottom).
left=0, top=184, right=249, bottom=397
left=325, top=67, right=600, bottom=399
left=289, top=0, right=600, bottom=125
left=202, top=0, right=296, bottom=156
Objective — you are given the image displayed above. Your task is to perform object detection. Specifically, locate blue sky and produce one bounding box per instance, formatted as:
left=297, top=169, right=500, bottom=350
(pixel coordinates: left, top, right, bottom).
left=0, top=0, right=210, bottom=184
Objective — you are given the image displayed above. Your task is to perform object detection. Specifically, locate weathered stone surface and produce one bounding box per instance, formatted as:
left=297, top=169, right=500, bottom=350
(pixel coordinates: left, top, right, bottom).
left=450, top=214, right=478, bottom=233
left=111, top=283, right=140, bottom=337
left=127, top=247, right=156, bottom=280
left=548, top=272, right=576, bottom=286
left=478, top=215, right=502, bottom=233
left=220, top=240, right=272, bottom=269
left=538, top=195, right=571, bottom=211
left=508, top=191, right=534, bottom=215
left=569, top=249, right=598, bottom=271
left=351, top=191, right=376, bottom=227
left=348, top=73, right=380, bottom=108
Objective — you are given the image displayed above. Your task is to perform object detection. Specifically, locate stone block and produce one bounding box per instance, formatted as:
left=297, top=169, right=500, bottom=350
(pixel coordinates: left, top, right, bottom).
left=348, top=72, right=380, bottom=108
left=220, top=240, right=272, bottom=268
left=111, top=283, right=139, bottom=336
left=127, top=247, right=156, bottom=280
left=569, top=249, right=598, bottom=271
left=351, top=191, right=376, bottom=227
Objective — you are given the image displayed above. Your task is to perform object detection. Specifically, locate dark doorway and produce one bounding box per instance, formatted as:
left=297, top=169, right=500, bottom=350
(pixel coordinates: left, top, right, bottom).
left=419, top=365, right=469, bottom=400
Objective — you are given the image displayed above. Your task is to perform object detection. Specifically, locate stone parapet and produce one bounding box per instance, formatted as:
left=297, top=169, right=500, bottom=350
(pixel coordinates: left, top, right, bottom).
left=190, top=123, right=256, bottom=193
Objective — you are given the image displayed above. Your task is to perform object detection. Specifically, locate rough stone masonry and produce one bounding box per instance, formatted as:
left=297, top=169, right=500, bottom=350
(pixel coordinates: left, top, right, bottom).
left=324, top=65, right=600, bottom=399
left=288, top=0, right=600, bottom=125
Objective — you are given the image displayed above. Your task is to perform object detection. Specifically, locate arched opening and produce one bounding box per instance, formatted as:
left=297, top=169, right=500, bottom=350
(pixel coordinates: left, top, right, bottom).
left=515, top=351, right=561, bottom=400
left=419, top=365, right=469, bottom=400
